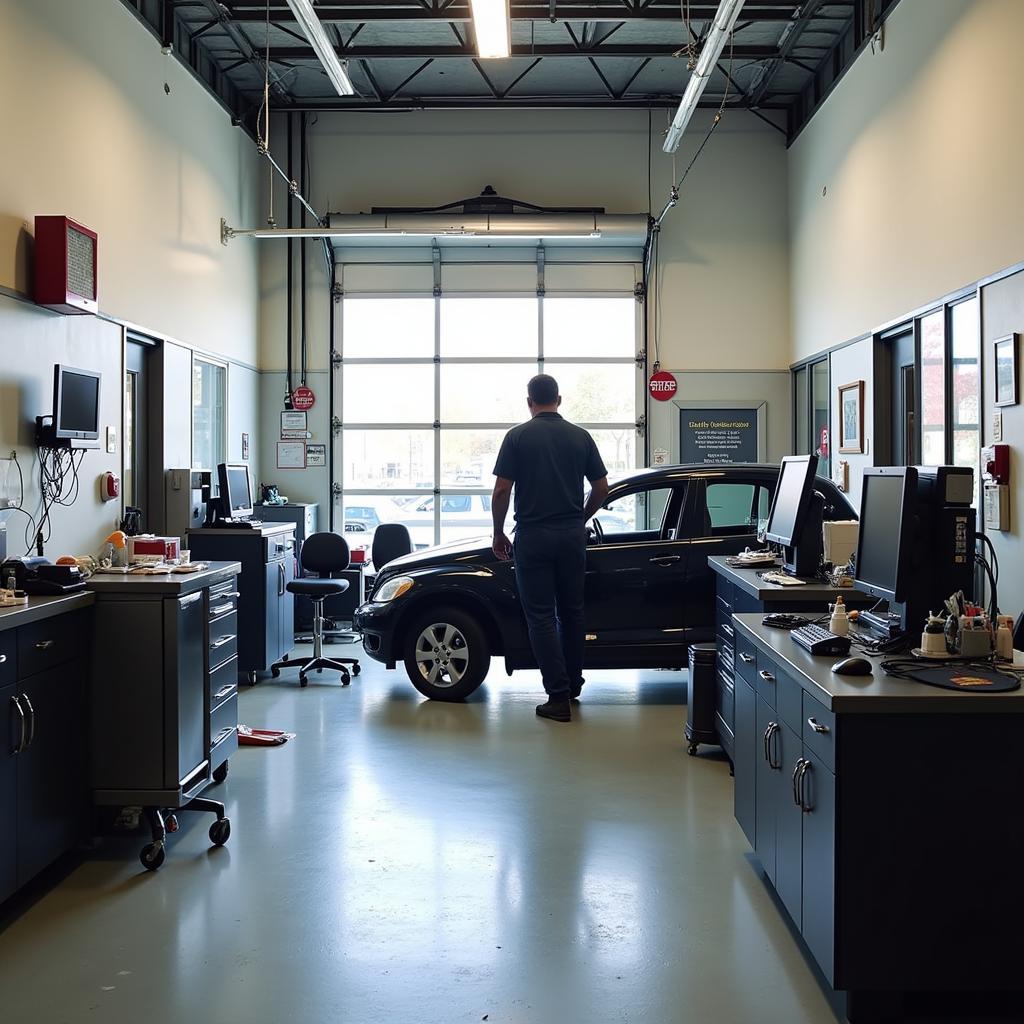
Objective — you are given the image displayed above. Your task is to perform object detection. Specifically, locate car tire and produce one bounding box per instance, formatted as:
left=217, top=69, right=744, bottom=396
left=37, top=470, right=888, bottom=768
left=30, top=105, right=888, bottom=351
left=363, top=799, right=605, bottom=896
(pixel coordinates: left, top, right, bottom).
left=403, top=606, right=490, bottom=701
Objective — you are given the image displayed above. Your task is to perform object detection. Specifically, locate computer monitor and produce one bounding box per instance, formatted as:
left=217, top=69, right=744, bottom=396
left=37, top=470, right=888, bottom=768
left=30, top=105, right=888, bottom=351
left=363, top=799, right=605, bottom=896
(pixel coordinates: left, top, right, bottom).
left=765, top=455, right=823, bottom=576
left=854, top=466, right=918, bottom=605
left=217, top=463, right=253, bottom=520
left=49, top=364, right=101, bottom=442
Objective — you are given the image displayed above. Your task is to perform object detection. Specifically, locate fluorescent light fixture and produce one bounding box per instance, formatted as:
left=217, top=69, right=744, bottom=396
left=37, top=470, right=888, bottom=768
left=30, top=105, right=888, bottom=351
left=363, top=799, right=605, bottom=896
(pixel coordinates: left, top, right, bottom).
left=663, top=0, right=745, bottom=153
left=470, top=0, right=510, bottom=59
left=284, top=0, right=355, bottom=96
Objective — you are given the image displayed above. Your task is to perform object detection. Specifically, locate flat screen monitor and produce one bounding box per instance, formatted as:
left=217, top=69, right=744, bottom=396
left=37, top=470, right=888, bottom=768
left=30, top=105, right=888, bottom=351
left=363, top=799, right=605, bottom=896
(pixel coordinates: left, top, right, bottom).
left=853, top=466, right=918, bottom=603
left=53, top=365, right=101, bottom=440
left=218, top=463, right=253, bottom=519
left=764, top=454, right=819, bottom=548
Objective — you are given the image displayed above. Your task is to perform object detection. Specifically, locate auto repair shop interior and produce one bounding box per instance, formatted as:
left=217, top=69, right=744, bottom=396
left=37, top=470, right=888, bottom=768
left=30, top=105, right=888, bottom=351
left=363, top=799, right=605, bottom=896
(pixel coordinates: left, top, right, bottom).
left=2, top=1, right=1024, bottom=1022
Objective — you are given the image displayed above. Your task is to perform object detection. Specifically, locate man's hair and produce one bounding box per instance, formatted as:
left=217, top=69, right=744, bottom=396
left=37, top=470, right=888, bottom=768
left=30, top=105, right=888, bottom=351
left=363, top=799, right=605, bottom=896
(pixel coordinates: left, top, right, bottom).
left=527, top=374, right=559, bottom=406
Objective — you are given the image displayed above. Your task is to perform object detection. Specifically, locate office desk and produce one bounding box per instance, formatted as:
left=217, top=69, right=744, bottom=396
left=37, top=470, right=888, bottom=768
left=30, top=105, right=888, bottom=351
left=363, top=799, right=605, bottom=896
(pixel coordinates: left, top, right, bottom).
left=708, top=556, right=869, bottom=761
left=0, top=591, right=94, bottom=904
left=731, top=613, right=1024, bottom=1022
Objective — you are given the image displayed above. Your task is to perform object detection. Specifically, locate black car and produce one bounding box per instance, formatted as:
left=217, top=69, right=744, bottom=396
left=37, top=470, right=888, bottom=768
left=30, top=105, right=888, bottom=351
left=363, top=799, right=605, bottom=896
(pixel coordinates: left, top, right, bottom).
left=354, top=464, right=856, bottom=702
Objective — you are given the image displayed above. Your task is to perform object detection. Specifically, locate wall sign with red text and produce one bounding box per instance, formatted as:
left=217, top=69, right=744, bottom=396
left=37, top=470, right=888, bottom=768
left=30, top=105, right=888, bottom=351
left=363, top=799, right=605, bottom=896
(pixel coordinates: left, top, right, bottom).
left=648, top=371, right=678, bottom=402
left=292, top=385, right=316, bottom=411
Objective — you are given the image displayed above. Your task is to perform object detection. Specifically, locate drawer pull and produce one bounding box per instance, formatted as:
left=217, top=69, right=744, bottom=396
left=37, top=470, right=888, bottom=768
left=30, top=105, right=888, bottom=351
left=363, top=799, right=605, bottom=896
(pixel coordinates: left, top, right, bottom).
left=721, top=622, right=734, bottom=638
left=211, top=635, right=235, bottom=650
left=758, top=669, right=775, bottom=682
left=213, top=684, right=236, bottom=701
left=213, top=591, right=241, bottom=600
left=35, top=639, right=55, bottom=651
left=792, top=757, right=807, bottom=808
left=211, top=603, right=234, bottom=617
left=739, top=653, right=755, bottom=664
left=21, top=694, right=35, bottom=749
left=807, top=717, right=830, bottom=735
left=0, top=654, right=6, bottom=664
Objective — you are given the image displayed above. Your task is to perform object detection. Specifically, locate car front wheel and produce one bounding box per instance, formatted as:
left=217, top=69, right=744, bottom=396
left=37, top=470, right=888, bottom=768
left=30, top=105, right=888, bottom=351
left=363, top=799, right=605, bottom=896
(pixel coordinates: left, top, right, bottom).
left=403, top=607, right=490, bottom=701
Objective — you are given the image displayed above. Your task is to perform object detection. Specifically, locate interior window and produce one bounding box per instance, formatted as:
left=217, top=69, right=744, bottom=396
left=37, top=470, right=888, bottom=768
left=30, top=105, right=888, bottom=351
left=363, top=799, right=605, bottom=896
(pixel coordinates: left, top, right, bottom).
left=596, top=487, right=673, bottom=537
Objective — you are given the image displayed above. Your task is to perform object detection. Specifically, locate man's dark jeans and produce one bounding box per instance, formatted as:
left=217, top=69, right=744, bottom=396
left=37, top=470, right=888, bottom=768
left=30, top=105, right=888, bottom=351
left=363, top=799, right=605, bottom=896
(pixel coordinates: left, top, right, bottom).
left=513, top=521, right=587, bottom=700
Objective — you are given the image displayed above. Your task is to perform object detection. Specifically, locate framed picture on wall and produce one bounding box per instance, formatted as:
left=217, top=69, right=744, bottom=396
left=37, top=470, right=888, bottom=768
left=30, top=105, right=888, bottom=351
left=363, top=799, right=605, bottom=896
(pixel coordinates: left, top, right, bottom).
left=837, top=380, right=865, bottom=454
left=994, top=333, right=1019, bottom=407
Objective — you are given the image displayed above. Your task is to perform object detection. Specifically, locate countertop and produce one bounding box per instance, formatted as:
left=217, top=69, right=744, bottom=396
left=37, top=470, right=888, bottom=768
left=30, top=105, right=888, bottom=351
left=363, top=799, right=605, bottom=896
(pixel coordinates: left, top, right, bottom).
left=189, top=523, right=295, bottom=538
left=733, top=612, right=1024, bottom=713
left=709, top=555, right=868, bottom=604
left=85, top=561, right=241, bottom=596
left=0, top=591, right=95, bottom=632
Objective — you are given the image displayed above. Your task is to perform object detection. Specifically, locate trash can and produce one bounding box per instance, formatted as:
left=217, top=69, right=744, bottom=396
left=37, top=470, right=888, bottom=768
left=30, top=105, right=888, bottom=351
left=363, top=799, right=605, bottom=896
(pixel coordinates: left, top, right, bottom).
left=686, top=643, right=718, bottom=756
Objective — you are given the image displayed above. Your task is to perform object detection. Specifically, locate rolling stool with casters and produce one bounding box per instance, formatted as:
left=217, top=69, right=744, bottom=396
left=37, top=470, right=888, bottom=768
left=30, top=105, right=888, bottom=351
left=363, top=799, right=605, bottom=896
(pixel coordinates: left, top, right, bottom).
left=271, top=532, right=361, bottom=686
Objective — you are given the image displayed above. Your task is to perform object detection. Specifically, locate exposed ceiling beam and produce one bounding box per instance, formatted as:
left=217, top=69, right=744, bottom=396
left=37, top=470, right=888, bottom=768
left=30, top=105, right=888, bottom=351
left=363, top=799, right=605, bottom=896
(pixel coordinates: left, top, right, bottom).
left=748, top=0, right=828, bottom=106
left=214, top=1, right=854, bottom=22
left=258, top=42, right=784, bottom=59
left=270, top=95, right=789, bottom=110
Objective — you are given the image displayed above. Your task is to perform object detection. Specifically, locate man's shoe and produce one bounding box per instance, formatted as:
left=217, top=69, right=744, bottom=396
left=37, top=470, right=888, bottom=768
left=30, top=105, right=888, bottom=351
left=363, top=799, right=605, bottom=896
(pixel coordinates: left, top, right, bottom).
left=571, top=679, right=585, bottom=701
left=536, top=699, right=572, bottom=722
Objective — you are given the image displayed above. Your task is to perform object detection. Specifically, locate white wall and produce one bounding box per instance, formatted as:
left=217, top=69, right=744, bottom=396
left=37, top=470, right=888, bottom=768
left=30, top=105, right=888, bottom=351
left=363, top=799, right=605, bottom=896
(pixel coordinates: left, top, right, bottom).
left=256, top=108, right=792, bottom=505
left=0, top=0, right=261, bottom=365
left=789, top=0, right=1024, bottom=360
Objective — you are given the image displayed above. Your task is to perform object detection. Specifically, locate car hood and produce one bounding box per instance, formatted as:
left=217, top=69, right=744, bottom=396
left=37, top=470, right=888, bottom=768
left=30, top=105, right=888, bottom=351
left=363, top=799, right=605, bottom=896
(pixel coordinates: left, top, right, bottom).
left=376, top=535, right=497, bottom=577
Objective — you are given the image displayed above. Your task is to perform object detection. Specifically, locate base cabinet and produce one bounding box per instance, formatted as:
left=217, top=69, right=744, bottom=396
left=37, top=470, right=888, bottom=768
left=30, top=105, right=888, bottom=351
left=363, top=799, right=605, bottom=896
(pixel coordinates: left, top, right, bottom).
left=0, top=683, right=17, bottom=899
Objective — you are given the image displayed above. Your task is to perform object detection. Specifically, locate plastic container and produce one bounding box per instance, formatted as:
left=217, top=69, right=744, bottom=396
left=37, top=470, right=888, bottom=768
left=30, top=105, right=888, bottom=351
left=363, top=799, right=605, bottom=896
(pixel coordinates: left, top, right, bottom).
left=829, top=596, right=850, bottom=636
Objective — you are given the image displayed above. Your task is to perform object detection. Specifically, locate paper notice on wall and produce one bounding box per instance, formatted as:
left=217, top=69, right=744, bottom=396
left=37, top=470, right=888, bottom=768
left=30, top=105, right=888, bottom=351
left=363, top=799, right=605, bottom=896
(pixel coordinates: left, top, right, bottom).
left=652, top=447, right=669, bottom=466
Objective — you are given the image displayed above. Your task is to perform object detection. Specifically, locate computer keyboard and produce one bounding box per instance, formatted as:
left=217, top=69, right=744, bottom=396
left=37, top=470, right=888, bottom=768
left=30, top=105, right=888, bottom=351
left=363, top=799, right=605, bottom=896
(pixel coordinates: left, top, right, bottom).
left=790, top=623, right=852, bottom=657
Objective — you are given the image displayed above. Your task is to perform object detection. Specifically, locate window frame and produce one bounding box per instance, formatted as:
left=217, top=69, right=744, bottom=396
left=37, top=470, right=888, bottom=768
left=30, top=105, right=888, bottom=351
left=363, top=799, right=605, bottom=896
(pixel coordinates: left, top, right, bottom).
left=191, top=355, right=227, bottom=484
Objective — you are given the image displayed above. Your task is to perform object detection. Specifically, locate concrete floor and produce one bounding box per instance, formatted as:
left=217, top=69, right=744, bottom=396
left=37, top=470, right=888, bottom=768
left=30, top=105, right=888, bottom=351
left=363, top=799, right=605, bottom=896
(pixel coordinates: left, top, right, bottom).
left=0, top=646, right=846, bottom=1024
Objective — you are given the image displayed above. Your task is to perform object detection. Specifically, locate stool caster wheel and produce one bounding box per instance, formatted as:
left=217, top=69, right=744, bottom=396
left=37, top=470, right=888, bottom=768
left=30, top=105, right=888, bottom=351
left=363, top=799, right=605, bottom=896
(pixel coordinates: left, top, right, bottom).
left=248, top=671, right=258, bottom=686
left=687, top=742, right=698, bottom=756
left=340, top=671, right=351, bottom=686
left=165, top=814, right=180, bottom=833
left=140, top=842, right=166, bottom=871
left=316, top=666, right=322, bottom=674
left=271, top=667, right=280, bottom=678
left=209, top=818, right=231, bottom=846
left=212, top=760, right=229, bottom=784
left=299, top=673, right=308, bottom=687
left=352, top=664, right=361, bottom=676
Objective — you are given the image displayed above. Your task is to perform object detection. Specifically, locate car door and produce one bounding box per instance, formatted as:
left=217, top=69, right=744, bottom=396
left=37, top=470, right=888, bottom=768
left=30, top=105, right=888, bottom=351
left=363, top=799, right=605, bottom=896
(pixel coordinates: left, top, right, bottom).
left=583, top=481, right=688, bottom=650
left=679, top=471, right=774, bottom=645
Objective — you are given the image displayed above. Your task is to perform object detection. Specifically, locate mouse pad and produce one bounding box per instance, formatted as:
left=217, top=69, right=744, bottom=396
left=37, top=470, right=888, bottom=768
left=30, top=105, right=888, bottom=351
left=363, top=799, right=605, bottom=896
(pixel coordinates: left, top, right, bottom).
left=902, top=666, right=1020, bottom=693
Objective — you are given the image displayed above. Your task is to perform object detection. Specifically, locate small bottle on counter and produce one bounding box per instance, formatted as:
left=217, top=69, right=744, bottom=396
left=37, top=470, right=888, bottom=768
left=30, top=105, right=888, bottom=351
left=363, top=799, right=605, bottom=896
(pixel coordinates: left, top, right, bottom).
left=996, top=615, right=1014, bottom=661
left=829, top=595, right=849, bottom=636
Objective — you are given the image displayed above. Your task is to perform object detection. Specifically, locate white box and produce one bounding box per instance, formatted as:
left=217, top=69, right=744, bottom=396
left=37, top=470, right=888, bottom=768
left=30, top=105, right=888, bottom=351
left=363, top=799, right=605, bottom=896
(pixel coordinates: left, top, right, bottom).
left=823, top=520, right=859, bottom=567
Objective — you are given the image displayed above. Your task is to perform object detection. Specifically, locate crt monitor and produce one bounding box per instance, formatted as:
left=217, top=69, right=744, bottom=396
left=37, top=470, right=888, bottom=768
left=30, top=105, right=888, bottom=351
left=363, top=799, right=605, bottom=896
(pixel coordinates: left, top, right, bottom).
left=218, top=463, right=253, bottom=519
left=53, top=365, right=101, bottom=440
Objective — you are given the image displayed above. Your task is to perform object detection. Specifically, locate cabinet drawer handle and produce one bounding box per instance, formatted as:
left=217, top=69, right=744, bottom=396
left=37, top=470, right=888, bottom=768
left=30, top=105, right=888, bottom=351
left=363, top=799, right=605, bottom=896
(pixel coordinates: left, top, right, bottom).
left=35, top=639, right=54, bottom=651
left=721, top=622, right=734, bottom=638
left=211, top=635, right=235, bottom=649
left=11, top=695, right=26, bottom=755
left=213, top=684, right=236, bottom=701
left=798, top=760, right=812, bottom=813
left=758, top=669, right=775, bottom=682
left=214, top=591, right=241, bottom=600
left=0, top=653, right=6, bottom=664
left=211, top=603, right=234, bottom=617
left=648, top=555, right=680, bottom=565
left=807, top=717, right=830, bottom=735
left=21, top=693, right=35, bottom=749
left=739, top=653, right=755, bottom=664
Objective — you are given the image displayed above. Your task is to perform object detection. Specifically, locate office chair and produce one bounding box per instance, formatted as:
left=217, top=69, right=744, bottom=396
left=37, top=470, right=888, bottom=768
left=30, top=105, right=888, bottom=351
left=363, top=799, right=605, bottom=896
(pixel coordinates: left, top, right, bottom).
left=271, top=532, right=360, bottom=687
left=372, top=523, right=413, bottom=572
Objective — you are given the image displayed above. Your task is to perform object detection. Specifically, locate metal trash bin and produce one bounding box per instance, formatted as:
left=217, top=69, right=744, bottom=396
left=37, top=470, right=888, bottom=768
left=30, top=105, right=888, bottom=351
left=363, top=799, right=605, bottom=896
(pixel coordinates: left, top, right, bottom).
left=686, top=643, right=718, bottom=756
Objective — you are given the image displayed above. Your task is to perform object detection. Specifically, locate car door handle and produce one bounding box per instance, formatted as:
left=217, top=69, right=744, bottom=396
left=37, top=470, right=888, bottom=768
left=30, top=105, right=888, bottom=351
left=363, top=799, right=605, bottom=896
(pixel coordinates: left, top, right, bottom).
left=648, top=555, right=680, bottom=565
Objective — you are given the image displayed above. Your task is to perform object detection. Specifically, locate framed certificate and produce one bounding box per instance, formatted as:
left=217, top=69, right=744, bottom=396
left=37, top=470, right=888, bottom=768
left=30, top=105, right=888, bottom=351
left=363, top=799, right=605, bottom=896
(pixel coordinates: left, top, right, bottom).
left=276, top=441, right=306, bottom=469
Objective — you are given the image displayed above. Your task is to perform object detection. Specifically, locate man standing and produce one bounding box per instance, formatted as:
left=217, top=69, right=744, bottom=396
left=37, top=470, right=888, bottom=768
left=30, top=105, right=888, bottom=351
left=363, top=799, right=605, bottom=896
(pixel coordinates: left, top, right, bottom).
left=491, top=374, right=609, bottom=722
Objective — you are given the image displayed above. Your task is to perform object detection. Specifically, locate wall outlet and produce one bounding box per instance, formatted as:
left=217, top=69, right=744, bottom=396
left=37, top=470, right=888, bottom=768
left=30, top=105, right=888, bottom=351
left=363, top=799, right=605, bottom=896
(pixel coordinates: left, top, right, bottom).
left=106, top=426, right=117, bottom=454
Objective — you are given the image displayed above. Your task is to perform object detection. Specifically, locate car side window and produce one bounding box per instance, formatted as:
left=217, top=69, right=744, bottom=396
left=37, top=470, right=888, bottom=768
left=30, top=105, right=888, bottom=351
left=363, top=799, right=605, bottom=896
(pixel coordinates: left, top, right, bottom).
left=596, top=487, right=674, bottom=538
left=704, top=483, right=768, bottom=535
left=441, top=495, right=471, bottom=513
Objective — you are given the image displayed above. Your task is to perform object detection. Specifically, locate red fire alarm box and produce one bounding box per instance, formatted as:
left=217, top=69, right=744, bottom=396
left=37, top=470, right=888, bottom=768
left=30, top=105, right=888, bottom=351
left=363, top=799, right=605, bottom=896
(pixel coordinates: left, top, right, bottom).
left=982, top=444, right=1010, bottom=485
left=34, top=215, right=99, bottom=314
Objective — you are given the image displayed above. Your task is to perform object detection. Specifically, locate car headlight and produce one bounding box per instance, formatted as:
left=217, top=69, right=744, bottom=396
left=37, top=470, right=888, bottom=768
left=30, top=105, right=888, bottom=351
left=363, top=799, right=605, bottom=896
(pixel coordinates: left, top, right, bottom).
left=374, top=575, right=415, bottom=602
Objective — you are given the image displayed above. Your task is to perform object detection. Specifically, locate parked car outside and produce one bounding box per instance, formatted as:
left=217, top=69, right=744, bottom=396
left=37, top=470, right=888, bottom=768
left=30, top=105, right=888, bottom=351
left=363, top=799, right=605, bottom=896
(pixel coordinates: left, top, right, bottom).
left=354, top=464, right=856, bottom=701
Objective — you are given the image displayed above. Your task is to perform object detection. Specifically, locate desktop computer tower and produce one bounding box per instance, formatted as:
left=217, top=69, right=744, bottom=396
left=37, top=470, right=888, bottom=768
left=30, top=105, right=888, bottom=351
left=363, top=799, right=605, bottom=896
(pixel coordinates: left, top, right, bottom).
left=165, top=469, right=210, bottom=546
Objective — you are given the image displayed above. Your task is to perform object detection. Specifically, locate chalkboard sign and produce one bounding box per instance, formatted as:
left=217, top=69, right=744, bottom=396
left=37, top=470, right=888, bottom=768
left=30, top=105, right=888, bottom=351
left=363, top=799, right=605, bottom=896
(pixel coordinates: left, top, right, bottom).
left=680, top=408, right=760, bottom=464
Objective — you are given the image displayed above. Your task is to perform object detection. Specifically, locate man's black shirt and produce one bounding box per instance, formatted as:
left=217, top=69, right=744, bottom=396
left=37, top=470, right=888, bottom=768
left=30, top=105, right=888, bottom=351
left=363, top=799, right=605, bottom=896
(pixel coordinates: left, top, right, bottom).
left=493, top=412, right=607, bottom=526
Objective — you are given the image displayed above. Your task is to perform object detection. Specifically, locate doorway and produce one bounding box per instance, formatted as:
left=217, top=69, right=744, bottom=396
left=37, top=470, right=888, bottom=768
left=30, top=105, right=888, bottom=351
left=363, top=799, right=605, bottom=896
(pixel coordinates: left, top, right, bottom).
left=125, top=337, right=152, bottom=529
left=889, top=327, right=916, bottom=465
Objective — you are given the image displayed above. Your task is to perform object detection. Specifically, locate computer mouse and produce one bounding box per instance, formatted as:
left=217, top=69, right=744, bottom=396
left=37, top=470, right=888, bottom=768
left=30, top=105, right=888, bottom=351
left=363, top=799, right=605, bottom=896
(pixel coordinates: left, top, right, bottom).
left=831, top=656, right=873, bottom=676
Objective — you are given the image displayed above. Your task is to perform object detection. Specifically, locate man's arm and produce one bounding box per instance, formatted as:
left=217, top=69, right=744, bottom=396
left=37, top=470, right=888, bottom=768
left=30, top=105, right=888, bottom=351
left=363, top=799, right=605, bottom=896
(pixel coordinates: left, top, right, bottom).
left=583, top=476, right=609, bottom=522
left=491, top=476, right=514, bottom=560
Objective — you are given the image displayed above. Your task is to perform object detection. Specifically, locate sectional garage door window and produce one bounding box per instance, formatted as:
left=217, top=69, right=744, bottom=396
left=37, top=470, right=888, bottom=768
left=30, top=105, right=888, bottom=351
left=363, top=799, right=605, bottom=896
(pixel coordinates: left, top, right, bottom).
left=337, top=276, right=642, bottom=549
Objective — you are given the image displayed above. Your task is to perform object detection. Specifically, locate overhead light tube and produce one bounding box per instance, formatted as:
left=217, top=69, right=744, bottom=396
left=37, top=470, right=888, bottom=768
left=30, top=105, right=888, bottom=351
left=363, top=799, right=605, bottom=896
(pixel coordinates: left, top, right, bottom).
left=663, top=0, right=745, bottom=153
left=470, top=0, right=511, bottom=59
left=285, top=0, right=355, bottom=96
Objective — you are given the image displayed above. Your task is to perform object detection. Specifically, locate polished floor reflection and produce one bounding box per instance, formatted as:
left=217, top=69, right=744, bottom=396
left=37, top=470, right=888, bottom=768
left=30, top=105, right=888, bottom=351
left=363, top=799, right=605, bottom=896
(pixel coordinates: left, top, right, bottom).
left=0, top=648, right=843, bottom=1024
